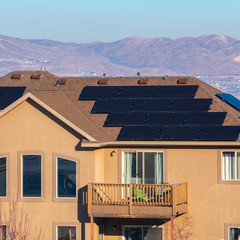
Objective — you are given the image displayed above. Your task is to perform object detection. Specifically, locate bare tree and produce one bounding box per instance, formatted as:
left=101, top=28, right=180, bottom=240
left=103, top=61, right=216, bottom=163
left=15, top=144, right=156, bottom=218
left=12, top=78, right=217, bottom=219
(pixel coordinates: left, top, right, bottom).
left=170, top=214, right=194, bottom=240
left=0, top=200, right=42, bottom=240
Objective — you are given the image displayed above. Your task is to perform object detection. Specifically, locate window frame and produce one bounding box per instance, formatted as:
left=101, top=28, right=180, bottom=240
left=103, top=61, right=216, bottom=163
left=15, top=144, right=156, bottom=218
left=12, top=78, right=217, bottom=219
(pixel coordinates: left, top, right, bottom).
left=120, top=150, right=167, bottom=185
left=17, top=151, right=45, bottom=202
left=224, top=223, right=240, bottom=240
left=218, top=150, right=240, bottom=184
left=0, top=153, right=10, bottom=201
left=52, top=222, right=79, bottom=240
left=52, top=153, right=80, bottom=202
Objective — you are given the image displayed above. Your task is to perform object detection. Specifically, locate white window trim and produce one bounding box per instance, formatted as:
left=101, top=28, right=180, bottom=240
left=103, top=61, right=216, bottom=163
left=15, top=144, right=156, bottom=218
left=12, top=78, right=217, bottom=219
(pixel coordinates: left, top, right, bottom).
left=221, top=151, right=240, bottom=181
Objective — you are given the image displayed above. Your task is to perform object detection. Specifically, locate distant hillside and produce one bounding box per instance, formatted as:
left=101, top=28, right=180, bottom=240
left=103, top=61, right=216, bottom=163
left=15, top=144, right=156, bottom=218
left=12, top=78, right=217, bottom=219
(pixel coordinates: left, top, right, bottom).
left=0, top=34, right=240, bottom=76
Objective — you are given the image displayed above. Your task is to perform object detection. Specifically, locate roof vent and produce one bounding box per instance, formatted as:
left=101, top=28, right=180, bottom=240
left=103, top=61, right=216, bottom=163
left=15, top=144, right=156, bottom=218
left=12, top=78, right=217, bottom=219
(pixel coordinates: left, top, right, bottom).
left=103, top=73, right=107, bottom=77
left=58, top=79, right=67, bottom=85
left=98, top=79, right=108, bottom=85
left=11, top=74, right=22, bottom=79
left=31, top=74, right=41, bottom=80
left=177, top=78, right=188, bottom=84
left=162, top=75, right=168, bottom=80
left=138, top=79, right=148, bottom=85
left=137, top=72, right=141, bottom=77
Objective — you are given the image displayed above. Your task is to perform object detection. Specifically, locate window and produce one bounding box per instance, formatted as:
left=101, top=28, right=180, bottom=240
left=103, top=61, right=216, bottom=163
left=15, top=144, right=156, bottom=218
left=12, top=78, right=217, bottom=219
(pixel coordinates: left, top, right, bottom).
left=123, top=226, right=162, bottom=240
left=0, top=225, right=6, bottom=240
left=229, top=227, right=240, bottom=240
left=57, top=157, right=76, bottom=198
left=22, top=155, right=41, bottom=197
left=0, top=157, right=6, bottom=197
left=57, top=226, right=76, bottom=240
left=222, top=151, right=240, bottom=180
left=122, top=151, right=163, bottom=184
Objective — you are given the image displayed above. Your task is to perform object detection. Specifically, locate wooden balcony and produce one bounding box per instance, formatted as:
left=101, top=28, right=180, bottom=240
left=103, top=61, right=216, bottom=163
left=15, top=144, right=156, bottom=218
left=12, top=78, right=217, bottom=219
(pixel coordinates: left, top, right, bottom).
left=88, top=183, right=188, bottom=219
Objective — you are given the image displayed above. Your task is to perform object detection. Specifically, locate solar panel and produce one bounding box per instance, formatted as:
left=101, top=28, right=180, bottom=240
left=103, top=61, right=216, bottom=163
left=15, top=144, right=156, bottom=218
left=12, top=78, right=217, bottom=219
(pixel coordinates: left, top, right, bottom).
left=131, top=99, right=172, bottom=112
left=0, top=87, right=26, bottom=109
left=79, top=86, right=121, bottom=100
left=158, top=126, right=201, bottom=141
left=117, top=126, right=162, bottom=140
left=104, top=112, right=147, bottom=126
left=198, top=126, right=240, bottom=141
left=145, top=113, right=187, bottom=125
left=92, top=99, right=134, bottom=113
left=118, top=86, right=159, bottom=98
left=171, top=99, right=212, bottom=111
left=185, top=112, right=227, bottom=126
left=156, top=85, right=198, bottom=99
left=216, top=93, right=240, bottom=111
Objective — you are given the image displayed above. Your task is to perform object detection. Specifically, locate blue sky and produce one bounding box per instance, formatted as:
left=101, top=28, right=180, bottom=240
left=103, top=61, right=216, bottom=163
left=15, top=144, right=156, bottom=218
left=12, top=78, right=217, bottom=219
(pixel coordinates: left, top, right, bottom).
left=1, top=0, right=239, bottom=43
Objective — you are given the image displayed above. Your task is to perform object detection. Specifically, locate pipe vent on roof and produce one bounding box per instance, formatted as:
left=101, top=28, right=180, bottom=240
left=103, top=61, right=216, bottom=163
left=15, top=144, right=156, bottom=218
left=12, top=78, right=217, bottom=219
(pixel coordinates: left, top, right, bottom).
left=138, top=79, right=148, bottom=85
left=177, top=78, right=188, bottom=84
left=31, top=74, right=41, bottom=80
left=98, top=79, right=108, bottom=85
left=11, top=74, right=22, bottom=79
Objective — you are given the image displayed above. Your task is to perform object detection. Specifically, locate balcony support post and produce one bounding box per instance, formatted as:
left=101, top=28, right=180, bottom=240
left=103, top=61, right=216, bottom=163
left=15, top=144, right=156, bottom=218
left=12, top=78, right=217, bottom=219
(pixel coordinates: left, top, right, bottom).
left=90, top=216, right=94, bottom=240
left=129, top=184, right=133, bottom=215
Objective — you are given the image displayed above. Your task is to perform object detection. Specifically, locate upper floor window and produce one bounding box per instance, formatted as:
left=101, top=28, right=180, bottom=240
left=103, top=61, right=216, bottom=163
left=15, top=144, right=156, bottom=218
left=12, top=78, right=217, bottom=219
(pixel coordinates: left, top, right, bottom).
left=122, top=151, right=163, bottom=184
left=22, top=155, right=41, bottom=197
left=0, top=157, right=6, bottom=197
left=222, top=151, right=240, bottom=180
left=57, top=157, right=76, bottom=198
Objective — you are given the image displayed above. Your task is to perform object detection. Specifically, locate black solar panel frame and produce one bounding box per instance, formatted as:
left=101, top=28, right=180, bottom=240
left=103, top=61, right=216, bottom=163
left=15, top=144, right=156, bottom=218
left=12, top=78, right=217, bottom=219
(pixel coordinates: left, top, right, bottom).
left=158, top=126, right=201, bottom=141
left=104, top=112, right=147, bottom=126
left=91, top=99, right=134, bottom=113
left=78, top=86, right=122, bottom=100
left=171, top=98, right=212, bottom=111
left=118, top=86, right=160, bottom=99
left=131, top=99, right=172, bottom=112
left=156, top=85, right=199, bottom=99
left=0, top=87, right=26, bottom=109
left=198, top=126, right=240, bottom=141
left=145, top=112, right=187, bottom=126
left=117, top=126, right=162, bottom=141
left=185, top=112, right=227, bottom=126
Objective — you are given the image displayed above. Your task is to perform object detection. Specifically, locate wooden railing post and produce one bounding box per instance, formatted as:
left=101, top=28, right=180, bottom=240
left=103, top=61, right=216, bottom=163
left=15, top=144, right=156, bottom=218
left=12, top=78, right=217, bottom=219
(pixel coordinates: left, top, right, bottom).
left=172, top=185, right=177, bottom=216
left=129, top=184, right=132, bottom=215
left=88, top=183, right=92, bottom=215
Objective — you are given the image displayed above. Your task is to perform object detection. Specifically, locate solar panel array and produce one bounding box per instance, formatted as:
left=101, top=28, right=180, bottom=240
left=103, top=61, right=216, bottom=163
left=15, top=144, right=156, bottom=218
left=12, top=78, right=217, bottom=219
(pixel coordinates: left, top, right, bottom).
left=216, top=93, right=240, bottom=111
left=0, top=87, right=26, bottom=109
left=79, top=86, right=240, bottom=141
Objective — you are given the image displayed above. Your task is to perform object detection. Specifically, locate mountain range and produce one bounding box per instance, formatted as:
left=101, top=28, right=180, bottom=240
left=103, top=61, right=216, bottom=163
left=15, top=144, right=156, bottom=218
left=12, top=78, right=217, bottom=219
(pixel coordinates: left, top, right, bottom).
left=0, top=34, right=240, bottom=77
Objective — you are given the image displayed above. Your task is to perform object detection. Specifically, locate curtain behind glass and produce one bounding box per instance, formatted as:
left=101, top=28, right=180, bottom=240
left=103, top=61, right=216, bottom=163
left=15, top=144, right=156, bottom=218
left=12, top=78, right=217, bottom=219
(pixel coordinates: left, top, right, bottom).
left=158, top=153, right=163, bottom=184
left=0, top=157, right=6, bottom=197
left=23, top=155, right=41, bottom=197
left=124, top=152, right=136, bottom=184
left=222, top=152, right=235, bottom=180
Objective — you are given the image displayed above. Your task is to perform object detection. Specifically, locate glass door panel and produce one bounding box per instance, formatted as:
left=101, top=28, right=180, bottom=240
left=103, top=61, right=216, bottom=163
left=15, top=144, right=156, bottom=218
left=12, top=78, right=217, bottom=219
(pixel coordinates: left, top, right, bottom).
left=124, top=227, right=162, bottom=240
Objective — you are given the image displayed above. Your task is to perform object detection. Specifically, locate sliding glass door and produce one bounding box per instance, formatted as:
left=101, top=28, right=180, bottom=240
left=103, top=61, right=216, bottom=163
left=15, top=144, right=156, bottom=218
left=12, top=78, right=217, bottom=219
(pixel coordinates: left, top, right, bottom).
left=122, top=151, right=163, bottom=184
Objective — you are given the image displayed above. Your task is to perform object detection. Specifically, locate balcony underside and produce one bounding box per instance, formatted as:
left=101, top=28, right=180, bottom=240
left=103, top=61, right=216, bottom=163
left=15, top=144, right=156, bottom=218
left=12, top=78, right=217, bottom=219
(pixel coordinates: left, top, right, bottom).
left=90, top=203, right=188, bottom=219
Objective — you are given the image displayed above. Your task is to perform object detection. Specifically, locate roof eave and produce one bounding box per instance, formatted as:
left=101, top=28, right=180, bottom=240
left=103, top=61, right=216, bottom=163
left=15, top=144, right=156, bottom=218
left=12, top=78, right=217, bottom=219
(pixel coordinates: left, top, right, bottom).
left=81, top=140, right=240, bottom=148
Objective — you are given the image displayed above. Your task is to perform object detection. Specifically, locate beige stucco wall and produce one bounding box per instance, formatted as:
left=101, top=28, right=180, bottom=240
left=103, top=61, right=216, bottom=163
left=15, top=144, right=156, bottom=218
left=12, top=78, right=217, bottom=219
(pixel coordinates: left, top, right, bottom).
left=1, top=100, right=240, bottom=240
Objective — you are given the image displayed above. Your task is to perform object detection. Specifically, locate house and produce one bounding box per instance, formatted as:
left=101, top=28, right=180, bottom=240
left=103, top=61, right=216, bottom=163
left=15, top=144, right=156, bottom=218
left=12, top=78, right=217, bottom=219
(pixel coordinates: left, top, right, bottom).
left=0, top=71, right=240, bottom=240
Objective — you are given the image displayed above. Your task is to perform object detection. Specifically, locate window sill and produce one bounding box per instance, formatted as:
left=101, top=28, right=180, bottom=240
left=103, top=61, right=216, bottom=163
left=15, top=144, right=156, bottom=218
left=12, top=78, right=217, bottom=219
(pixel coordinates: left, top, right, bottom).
left=218, top=179, right=240, bottom=184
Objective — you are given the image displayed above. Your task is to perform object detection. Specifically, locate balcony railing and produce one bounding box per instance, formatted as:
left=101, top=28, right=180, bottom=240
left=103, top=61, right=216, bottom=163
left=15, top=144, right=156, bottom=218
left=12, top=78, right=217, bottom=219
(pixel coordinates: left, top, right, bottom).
left=88, top=183, right=188, bottom=219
